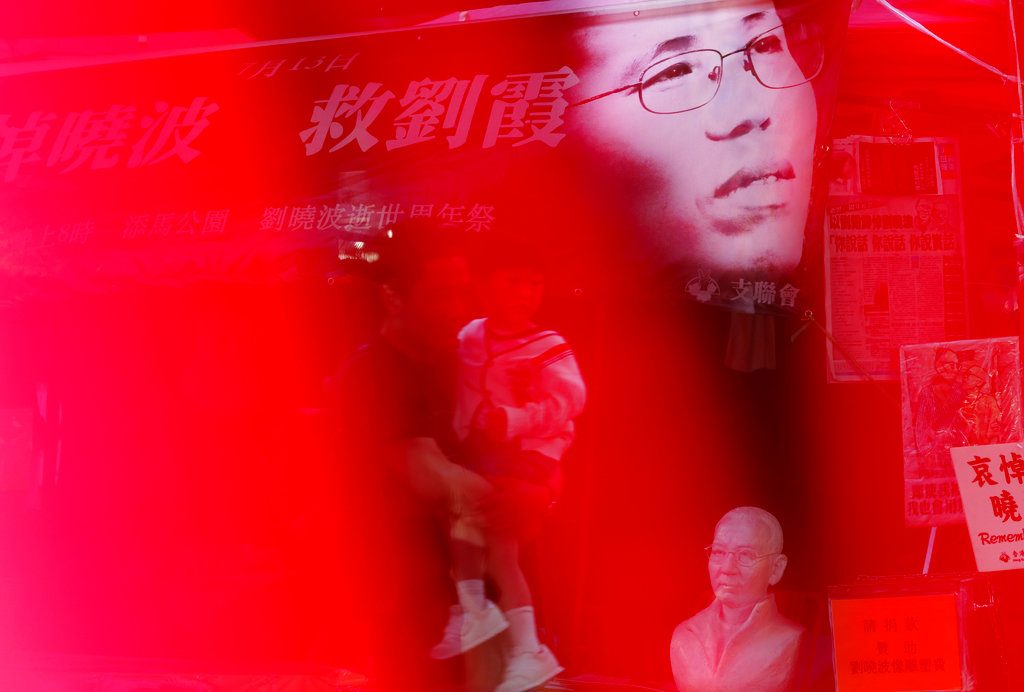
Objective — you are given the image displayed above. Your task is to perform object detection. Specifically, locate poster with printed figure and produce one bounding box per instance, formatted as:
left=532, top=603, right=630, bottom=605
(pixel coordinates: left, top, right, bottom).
left=900, top=337, right=1022, bottom=526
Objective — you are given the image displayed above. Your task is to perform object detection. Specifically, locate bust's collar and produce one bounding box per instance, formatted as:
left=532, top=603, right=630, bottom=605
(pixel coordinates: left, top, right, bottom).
left=708, top=593, right=778, bottom=635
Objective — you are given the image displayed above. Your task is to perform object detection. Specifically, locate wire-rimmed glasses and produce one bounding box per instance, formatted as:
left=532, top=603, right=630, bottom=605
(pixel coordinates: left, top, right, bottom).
left=704, top=545, right=780, bottom=568
left=572, top=18, right=824, bottom=114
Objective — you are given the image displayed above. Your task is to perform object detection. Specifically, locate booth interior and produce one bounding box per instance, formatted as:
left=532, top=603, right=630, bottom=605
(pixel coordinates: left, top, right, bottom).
left=1, top=0, right=1024, bottom=690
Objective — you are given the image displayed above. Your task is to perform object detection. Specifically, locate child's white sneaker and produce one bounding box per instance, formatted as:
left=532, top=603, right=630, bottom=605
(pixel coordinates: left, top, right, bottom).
left=429, top=602, right=509, bottom=659
left=495, top=644, right=563, bottom=692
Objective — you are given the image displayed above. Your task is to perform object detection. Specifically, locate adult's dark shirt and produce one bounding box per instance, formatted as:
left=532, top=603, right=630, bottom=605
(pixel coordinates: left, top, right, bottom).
left=332, top=335, right=463, bottom=691
left=337, top=336, right=460, bottom=464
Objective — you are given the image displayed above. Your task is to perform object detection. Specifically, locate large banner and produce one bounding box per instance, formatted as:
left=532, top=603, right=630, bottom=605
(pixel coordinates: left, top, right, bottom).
left=0, top=0, right=848, bottom=307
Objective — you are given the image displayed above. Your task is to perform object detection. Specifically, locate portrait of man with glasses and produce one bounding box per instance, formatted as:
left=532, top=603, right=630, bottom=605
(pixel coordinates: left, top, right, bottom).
left=567, top=0, right=829, bottom=280
left=670, top=506, right=806, bottom=691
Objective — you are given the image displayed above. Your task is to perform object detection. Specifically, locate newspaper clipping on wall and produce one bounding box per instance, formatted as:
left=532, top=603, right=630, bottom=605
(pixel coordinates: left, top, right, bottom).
left=825, top=136, right=968, bottom=382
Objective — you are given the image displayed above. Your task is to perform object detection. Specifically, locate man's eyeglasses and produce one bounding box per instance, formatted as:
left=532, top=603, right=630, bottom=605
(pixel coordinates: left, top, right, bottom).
left=704, top=545, right=779, bottom=568
left=572, top=19, right=824, bottom=114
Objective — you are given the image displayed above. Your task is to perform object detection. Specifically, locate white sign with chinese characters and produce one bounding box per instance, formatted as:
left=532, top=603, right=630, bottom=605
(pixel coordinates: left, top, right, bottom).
left=950, top=442, right=1024, bottom=571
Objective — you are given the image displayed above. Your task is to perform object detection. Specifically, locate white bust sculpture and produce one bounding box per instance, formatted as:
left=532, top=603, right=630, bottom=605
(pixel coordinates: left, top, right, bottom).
left=670, top=507, right=805, bottom=692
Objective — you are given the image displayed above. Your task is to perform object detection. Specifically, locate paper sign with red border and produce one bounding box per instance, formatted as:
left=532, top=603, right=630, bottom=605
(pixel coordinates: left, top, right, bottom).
left=831, top=593, right=962, bottom=692
left=950, top=441, right=1024, bottom=571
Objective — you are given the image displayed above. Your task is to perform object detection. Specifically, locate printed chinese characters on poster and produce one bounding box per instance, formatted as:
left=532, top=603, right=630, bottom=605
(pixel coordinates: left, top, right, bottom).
left=825, top=137, right=967, bottom=382
left=900, top=337, right=1022, bottom=526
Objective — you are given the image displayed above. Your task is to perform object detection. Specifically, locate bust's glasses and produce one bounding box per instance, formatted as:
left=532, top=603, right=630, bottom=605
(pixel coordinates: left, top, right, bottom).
left=705, top=545, right=779, bottom=568
left=572, top=18, right=824, bottom=114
